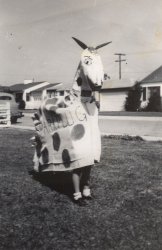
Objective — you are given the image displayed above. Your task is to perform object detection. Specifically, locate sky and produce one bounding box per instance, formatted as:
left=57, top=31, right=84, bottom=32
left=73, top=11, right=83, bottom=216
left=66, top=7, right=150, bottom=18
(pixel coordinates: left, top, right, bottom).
left=0, top=0, right=162, bottom=86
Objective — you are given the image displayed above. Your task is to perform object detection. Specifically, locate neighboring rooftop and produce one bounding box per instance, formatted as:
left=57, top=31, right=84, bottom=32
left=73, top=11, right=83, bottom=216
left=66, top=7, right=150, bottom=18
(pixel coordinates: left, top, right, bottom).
left=10, top=81, right=45, bottom=92
left=54, top=84, right=71, bottom=91
left=0, top=86, right=11, bottom=92
left=101, top=79, right=135, bottom=90
left=140, top=65, right=162, bottom=83
left=34, top=83, right=61, bottom=92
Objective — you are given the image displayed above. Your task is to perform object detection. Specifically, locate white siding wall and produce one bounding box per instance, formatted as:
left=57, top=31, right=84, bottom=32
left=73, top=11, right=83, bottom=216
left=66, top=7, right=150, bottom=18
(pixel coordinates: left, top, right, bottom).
left=100, top=91, right=127, bottom=111
left=26, top=91, right=42, bottom=109
left=22, top=82, right=50, bottom=109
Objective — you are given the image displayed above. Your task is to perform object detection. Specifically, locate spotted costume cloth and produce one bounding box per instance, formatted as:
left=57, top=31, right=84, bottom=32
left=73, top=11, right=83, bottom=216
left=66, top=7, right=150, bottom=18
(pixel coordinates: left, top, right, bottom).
left=32, top=91, right=101, bottom=172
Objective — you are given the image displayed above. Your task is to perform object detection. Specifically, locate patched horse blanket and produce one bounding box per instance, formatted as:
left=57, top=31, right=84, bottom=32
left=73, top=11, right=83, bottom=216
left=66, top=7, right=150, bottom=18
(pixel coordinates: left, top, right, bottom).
left=32, top=93, right=101, bottom=172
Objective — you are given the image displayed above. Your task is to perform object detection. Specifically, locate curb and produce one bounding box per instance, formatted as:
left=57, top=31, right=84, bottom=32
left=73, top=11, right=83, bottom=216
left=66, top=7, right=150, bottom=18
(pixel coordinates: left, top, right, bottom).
left=99, top=116, right=162, bottom=121
left=9, top=126, right=162, bottom=141
left=101, top=132, right=162, bottom=142
left=11, top=125, right=35, bottom=131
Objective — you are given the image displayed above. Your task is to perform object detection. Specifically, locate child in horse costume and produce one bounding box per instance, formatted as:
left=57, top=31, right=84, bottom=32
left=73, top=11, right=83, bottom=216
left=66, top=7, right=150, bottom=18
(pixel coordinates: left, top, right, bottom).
left=31, top=37, right=111, bottom=205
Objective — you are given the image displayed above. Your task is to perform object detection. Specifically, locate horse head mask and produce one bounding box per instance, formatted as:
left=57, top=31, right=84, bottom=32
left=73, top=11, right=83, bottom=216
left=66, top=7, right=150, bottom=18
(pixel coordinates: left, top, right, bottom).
left=72, top=37, right=112, bottom=91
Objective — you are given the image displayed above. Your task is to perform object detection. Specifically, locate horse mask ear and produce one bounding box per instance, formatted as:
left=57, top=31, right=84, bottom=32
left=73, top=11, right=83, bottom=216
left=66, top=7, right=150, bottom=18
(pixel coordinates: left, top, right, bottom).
left=95, top=41, right=112, bottom=50
left=72, top=37, right=88, bottom=49
left=72, top=37, right=112, bottom=50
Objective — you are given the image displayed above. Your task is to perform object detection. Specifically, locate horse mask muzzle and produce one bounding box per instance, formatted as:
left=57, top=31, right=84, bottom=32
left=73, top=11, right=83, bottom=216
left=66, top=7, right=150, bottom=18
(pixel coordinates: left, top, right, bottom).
left=81, top=48, right=104, bottom=91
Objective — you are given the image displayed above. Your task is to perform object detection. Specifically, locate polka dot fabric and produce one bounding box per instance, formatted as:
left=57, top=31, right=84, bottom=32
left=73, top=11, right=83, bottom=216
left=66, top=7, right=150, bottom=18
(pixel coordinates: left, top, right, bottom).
left=32, top=93, right=101, bottom=172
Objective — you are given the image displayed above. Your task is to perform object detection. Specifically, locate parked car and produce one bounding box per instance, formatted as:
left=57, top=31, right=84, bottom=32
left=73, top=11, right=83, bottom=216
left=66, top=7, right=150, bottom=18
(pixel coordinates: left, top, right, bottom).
left=0, top=92, right=24, bottom=123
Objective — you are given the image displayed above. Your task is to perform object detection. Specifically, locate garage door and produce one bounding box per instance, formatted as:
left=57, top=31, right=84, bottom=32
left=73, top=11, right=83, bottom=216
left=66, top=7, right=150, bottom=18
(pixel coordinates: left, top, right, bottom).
left=100, top=92, right=127, bottom=111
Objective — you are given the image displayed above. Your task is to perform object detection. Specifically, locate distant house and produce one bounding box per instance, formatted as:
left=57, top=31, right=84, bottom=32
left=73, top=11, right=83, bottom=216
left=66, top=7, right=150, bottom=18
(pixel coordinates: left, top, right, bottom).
left=99, top=79, right=134, bottom=111
left=42, top=84, right=70, bottom=99
left=10, top=80, right=61, bottom=109
left=140, top=65, right=162, bottom=108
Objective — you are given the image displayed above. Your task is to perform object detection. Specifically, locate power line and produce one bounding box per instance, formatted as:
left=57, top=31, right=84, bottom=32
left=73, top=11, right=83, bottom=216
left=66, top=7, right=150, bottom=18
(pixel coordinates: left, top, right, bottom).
left=114, top=53, right=126, bottom=79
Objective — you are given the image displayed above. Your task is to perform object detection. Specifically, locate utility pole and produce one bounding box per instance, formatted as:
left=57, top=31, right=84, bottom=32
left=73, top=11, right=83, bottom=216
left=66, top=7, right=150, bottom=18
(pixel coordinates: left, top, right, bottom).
left=115, top=53, right=126, bottom=80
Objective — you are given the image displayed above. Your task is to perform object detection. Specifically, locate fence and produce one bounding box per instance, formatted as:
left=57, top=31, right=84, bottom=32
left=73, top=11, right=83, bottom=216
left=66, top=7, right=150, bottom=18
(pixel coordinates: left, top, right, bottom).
left=0, top=101, right=11, bottom=127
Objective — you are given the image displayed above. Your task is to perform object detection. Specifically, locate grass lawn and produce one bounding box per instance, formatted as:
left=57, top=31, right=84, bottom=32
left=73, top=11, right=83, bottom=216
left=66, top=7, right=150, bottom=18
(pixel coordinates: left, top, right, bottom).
left=0, top=128, right=162, bottom=250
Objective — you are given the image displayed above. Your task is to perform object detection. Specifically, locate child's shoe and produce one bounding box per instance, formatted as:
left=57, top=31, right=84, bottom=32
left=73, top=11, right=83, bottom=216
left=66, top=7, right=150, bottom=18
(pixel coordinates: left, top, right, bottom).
left=82, top=188, right=92, bottom=200
left=73, top=192, right=87, bottom=206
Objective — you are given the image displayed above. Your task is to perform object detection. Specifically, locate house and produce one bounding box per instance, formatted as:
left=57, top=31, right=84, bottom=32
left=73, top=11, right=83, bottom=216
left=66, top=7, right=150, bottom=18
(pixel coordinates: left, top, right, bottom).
left=42, top=84, right=70, bottom=99
left=99, top=79, right=135, bottom=111
left=10, top=80, right=61, bottom=109
left=140, top=65, right=162, bottom=109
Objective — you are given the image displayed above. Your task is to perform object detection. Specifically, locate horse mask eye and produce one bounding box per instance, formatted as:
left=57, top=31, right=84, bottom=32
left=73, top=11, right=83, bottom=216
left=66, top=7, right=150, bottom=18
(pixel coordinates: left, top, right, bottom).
left=84, top=57, right=92, bottom=65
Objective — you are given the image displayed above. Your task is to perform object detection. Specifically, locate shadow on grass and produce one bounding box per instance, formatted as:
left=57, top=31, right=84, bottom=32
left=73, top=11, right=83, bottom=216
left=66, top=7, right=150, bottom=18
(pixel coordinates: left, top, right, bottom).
left=29, top=170, right=74, bottom=199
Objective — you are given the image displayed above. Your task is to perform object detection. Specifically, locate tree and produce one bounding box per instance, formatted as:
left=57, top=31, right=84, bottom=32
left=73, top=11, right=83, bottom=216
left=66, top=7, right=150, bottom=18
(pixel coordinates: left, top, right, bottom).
left=124, top=82, right=142, bottom=111
left=18, top=100, right=26, bottom=110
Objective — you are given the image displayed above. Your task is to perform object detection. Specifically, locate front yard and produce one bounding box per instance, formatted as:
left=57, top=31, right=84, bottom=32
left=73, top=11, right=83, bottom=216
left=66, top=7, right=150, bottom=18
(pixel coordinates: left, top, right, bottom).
left=0, top=128, right=162, bottom=250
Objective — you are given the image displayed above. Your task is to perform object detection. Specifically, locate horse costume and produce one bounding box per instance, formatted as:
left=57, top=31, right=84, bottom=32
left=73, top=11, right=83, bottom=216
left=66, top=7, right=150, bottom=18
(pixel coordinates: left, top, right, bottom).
left=32, top=37, right=111, bottom=172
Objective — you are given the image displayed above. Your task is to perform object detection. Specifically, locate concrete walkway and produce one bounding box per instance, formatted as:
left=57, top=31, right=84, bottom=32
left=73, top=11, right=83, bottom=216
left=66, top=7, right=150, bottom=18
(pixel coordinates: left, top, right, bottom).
left=99, top=115, right=162, bottom=141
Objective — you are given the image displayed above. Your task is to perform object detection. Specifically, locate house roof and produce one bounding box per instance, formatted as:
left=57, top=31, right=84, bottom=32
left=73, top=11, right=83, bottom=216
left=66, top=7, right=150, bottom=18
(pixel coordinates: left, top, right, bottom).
left=140, top=65, right=162, bottom=83
left=0, top=86, right=11, bottom=92
left=54, top=84, right=71, bottom=91
left=101, top=79, right=135, bottom=90
left=33, top=83, right=61, bottom=92
left=10, top=81, right=45, bottom=92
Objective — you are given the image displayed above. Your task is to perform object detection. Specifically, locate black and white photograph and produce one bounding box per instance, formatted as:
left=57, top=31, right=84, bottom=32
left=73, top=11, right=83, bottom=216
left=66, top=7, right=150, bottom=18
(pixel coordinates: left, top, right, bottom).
left=0, top=0, right=162, bottom=249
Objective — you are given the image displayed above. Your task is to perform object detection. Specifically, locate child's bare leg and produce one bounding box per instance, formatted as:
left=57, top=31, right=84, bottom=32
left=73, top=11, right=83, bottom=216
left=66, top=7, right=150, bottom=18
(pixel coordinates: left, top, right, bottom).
left=82, top=166, right=92, bottom=198
left=82, top=165, right=91, bottom=187
left=72, top=168, right=82, bottom=200
left=72, top=168, right=82, bottom=193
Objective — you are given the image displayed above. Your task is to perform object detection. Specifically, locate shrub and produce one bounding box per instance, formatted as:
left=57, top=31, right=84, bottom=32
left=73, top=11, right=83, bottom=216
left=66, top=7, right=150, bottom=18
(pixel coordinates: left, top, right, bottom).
left=18, top=100, right=26, bottom=110
left=124, top=82, right=142, bottom=111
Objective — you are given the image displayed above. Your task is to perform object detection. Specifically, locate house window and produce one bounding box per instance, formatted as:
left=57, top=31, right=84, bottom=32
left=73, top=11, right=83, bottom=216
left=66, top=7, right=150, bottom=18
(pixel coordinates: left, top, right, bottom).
left=32, top=91, right=42, bottom=101
left=59, top=91, right=64, bottom=96
left=142, top=86, right=160, bottom=101
left=148, top=86, right=160, bottom=98
left=47, top=90, right=56, bottom=98
left=55, top=91, right=64, bottom=96
left=143, top=87, right=146, bottom=101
